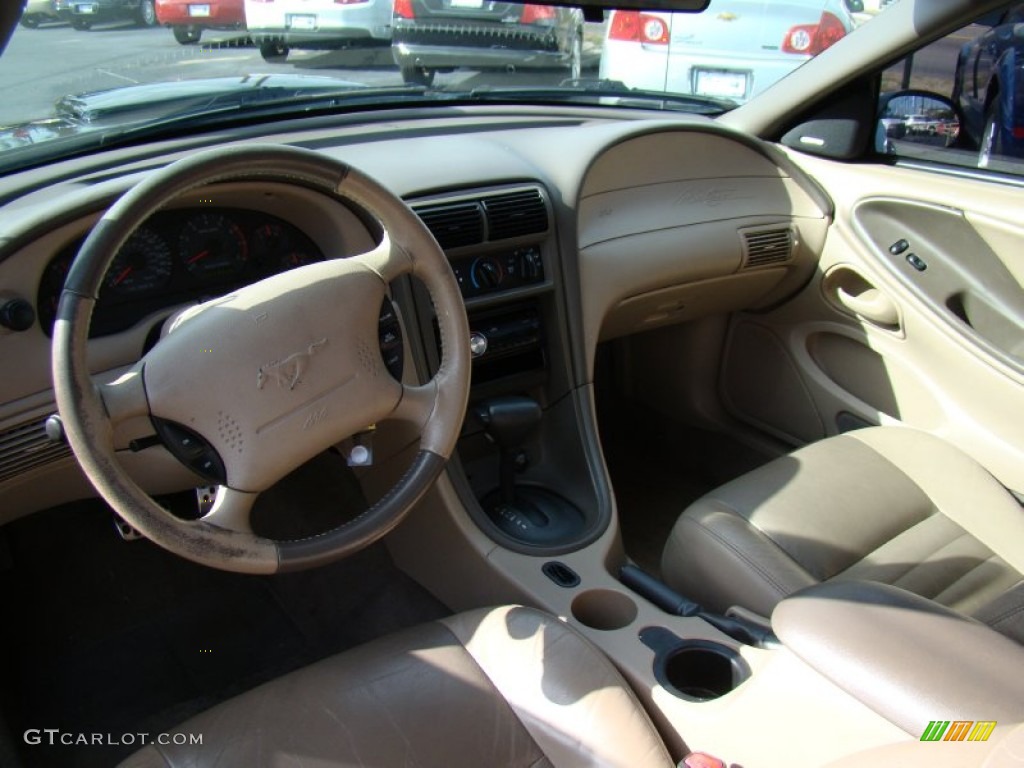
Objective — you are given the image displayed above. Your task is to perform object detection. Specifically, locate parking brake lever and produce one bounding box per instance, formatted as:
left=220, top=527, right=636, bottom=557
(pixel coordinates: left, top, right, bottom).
left=620, top=564, right=781, bottom=649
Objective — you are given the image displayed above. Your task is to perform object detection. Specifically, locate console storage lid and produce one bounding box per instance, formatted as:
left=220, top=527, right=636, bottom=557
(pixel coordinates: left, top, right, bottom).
left=772, top=580, right=1024, bottom=735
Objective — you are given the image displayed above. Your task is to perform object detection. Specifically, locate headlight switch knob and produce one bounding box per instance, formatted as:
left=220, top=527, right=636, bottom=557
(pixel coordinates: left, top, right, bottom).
left=0, top=297, right=36, bottom=332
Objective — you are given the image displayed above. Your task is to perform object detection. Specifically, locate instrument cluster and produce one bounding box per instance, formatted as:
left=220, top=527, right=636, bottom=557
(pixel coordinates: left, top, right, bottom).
left=37, top=207, right=324, bottom=338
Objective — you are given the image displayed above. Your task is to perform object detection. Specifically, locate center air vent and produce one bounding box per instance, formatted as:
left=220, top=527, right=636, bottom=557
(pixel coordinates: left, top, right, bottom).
left=741, top=227, right=794, bottom=269
left=415, top=201, right=484, bottom=249
left=0, top=415, right=72, bottom=485
left=483, top=189, right=548, bottom=240
left=413, top=187, right=548, bottom=249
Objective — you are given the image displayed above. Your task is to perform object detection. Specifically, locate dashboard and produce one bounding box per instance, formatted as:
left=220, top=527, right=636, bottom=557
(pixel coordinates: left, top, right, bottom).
left=0, top=111, right=830, bottom=527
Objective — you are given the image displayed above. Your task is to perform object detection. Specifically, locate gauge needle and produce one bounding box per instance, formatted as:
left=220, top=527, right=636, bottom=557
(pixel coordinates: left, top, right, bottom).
left=112, top=266, right=133, bottom=286
left=187, top=250, right=210, bottom=265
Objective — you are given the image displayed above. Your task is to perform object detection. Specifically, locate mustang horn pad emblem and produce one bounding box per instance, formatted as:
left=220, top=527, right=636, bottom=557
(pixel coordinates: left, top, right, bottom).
left=257, top=338, right=328, bottom=391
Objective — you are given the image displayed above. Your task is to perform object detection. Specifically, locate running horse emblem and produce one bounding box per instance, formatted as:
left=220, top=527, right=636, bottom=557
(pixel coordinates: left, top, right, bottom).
left=257, top=338, right=329, bottom=391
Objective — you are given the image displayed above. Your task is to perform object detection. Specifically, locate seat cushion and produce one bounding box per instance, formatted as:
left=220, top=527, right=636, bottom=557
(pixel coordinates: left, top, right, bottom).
left=120, top=605, right=674, bottom=768
left=661, top=427, right=1024, bottom=642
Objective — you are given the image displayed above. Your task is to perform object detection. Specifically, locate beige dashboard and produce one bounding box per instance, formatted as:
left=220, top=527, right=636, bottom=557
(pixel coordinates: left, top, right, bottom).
left=577, top=131, right=830, bottom=371
left=0, top=119, right=832, bottom=528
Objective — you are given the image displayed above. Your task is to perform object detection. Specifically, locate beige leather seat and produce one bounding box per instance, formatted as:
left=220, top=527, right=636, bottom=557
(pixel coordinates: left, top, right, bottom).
left=661, top=426, right=1024, bottom=643
left=120, top=605, right=674, bottom=768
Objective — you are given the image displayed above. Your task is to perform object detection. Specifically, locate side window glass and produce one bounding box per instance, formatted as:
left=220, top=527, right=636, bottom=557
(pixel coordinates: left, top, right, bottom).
left=877, top=3, right=1024, bottom=174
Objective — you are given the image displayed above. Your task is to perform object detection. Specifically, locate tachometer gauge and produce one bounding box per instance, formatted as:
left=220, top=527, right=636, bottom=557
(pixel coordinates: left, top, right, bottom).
left=278, top=250, right=319, bottom=269
left=179, top=213, right=249, bottom=279
left=102, top=227, right=173, bottom=296
left=251, top=221, right=318, bottom=271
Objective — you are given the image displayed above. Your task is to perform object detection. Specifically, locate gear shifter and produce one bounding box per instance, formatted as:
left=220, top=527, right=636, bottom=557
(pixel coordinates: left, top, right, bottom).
left=476, top=396, right=541, bottom=508
left=475, top=396, right=584, bottom=545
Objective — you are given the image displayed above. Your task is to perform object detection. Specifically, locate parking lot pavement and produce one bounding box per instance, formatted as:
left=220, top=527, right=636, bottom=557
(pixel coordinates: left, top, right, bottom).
left=1, top=19, right=604, bottom=128
left=2, top=22, right=424, bottom=127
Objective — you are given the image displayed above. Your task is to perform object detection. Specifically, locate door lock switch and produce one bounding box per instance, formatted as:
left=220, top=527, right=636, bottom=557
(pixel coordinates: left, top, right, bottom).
left=889, top=239, right=910, bottom=255
left=906, top=253, right=927, bottom=271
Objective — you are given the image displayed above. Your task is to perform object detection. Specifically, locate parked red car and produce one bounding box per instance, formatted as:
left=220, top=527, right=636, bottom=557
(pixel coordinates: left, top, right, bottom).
left=154, top=0, right=245, bottom=44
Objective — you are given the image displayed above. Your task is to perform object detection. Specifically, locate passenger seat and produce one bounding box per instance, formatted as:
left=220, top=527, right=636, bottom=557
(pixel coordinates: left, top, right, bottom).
left=660, top=426, right=1024, bottom=643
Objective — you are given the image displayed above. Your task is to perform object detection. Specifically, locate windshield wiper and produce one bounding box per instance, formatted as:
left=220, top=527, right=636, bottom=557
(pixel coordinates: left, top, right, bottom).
left=72, top=78, right=730, bottom=156
left=94, top=78, right=731, bottom=145
left=460, top=80, right=735, bottom=115
left=0, top=83, right=438, bottom=176
left=98, top=84, right=436, bottom=141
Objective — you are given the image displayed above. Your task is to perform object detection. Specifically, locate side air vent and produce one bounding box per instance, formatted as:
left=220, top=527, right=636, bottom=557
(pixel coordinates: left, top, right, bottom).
left=483, top=189, right=548, bottom=240
left=0, top=416, right=72, bottom=485
left=741, top=227, right=794, bottom=269
left=415, top=201, right=484, bottom=249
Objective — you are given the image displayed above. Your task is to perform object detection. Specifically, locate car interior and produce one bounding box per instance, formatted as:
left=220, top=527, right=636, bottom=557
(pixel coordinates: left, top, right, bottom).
left=1, top=0, right=1023, bottom=766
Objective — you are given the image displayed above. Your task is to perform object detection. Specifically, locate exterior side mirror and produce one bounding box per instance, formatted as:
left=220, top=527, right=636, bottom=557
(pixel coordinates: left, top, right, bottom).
left=876, top=90, right=963, bottom=155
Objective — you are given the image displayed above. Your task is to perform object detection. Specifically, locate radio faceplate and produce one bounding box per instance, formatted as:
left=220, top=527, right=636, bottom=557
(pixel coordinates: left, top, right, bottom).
left=465, top=302, right=545, bottom=385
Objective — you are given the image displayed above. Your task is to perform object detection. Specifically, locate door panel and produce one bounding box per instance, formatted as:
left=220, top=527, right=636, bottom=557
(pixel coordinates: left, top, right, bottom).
left=853, top=198, right=1024, bottom=370
left=719, top=153, right=1024, bottom=491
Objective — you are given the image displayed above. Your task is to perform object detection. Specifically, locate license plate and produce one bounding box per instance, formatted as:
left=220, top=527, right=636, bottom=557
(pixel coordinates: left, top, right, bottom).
left=287, top=14, right=316, bottom=30
left=449, top=0, right=484, bottom=8
left=75, top=3, right=97, bottom=13
left=188, top=4, right=211, bottom=16
left=694, top=69, right=748, bottom=100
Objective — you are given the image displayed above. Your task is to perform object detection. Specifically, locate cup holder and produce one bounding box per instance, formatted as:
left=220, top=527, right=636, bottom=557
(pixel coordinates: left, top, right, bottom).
left=641, top=628, right=750, bottom=701
left=571, top=589, right=638, bottom=631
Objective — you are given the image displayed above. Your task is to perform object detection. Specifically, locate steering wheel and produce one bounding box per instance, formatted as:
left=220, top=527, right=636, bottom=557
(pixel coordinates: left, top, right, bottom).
left=52, top=145, right=470, bottom=574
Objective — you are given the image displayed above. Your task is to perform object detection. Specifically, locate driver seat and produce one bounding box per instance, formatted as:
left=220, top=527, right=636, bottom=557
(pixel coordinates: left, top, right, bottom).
left=119, top=605, right=675, bottom=768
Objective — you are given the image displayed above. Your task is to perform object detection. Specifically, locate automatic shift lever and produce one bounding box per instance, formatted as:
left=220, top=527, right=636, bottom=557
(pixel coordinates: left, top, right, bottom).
left=473, top=396, right=584, bottom=545
left=475, top=397, right=542, bottom=506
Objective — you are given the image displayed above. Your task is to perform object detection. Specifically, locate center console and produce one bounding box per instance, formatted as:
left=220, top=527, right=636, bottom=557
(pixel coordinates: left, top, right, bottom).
left=381, top=181, right=922, bottom=768
left=391, top=182, right=796, bottom=760
left=405, top=183, right=609, bottom=555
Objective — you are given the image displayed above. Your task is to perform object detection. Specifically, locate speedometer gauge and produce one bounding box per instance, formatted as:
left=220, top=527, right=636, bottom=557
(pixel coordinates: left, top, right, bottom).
left=102, top=227, right=173, bottom=296
left=179, top=213, right=249, bottom=280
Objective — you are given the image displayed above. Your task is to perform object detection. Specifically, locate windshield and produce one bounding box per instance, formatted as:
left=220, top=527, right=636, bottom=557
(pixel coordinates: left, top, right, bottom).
left=1, top=0, right=889, bottom=170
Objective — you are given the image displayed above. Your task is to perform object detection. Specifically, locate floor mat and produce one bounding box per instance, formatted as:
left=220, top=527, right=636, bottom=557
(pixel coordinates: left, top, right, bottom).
left=598, top=400, right=770, bottom=577
left=0, top=460, right=450, bottom=768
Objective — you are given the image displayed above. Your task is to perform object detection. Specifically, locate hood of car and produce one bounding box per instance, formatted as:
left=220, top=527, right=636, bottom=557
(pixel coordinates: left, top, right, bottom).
left=0, top=73, right=368, bottom=150
left=54, top=73, right=367, bottom=124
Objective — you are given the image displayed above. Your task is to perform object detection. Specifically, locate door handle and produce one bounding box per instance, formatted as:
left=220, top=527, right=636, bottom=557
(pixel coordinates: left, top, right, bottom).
left=823, top=265, right=901, bottom=330
left=835, top=286, right=900, bottom=327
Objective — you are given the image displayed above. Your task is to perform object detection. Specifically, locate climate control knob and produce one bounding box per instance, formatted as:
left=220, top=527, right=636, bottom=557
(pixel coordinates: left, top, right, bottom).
left=518, top=248, right=543, bottom=281
left=470, top=257, right=504, bottom=290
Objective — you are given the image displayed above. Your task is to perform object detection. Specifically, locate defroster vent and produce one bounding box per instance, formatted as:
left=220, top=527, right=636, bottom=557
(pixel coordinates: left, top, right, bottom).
left=0, top=415, right=72, bottom=485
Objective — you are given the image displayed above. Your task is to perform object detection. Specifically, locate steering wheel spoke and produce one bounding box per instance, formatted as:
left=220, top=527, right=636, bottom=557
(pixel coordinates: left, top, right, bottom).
left=394, top=380, right=438, bottom=427
left=201, top=486, right=257, bottom=534
left=97, top=365, right=150, bottom=428
left=351, top=233, right=413, bottom=284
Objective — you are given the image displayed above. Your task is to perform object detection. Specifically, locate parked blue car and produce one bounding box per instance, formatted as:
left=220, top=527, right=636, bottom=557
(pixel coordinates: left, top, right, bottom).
left=953, top=4, right=1024, bottom=164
